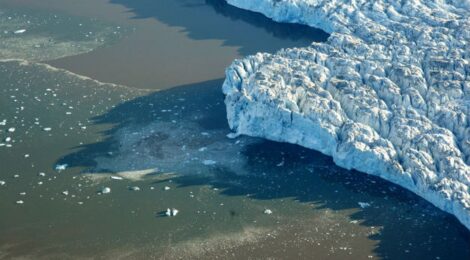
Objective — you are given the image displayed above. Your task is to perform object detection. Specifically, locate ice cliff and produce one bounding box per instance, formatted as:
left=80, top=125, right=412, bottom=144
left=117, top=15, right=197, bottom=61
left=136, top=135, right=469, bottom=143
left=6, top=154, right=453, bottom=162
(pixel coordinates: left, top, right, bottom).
left=222, top=0, right=470, bottom=229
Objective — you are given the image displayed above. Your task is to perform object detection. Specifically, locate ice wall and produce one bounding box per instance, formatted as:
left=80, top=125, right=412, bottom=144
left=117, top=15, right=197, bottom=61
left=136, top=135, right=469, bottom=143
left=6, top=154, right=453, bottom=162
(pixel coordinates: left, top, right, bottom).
left=223, top=0, right=470, bottom=229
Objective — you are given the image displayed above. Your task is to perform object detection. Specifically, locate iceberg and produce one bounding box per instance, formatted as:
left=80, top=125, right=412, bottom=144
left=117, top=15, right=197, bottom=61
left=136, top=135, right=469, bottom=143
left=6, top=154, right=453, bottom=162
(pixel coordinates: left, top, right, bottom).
left=222, top=0, right=470, bottom=229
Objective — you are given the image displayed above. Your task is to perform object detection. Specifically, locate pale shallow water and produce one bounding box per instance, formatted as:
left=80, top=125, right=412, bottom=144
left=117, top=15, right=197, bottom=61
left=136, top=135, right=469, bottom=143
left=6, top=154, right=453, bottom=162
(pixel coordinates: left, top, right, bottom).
left=0, top=0, right=469, bottom=259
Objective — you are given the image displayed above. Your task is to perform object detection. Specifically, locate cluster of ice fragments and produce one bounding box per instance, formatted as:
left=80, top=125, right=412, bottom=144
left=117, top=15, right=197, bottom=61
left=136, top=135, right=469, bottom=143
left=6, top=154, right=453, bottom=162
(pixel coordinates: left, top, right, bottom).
left=223, top=0, right=470, bottom=229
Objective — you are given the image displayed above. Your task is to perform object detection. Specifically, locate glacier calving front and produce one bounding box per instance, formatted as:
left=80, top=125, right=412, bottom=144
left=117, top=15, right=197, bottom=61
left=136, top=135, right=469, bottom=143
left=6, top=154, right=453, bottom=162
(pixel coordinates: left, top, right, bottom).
left=222, top=0, right=470, bottom=229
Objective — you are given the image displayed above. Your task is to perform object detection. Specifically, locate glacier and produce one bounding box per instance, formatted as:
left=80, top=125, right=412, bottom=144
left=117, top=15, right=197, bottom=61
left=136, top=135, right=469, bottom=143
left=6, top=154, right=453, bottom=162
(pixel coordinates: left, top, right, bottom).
left=222, top=0, right=470, bottom=229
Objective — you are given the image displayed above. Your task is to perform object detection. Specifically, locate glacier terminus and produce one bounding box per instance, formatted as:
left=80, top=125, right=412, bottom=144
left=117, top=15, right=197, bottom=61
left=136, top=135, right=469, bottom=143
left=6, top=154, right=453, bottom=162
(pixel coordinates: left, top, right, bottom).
left=222, top=0, right=470, bottom=230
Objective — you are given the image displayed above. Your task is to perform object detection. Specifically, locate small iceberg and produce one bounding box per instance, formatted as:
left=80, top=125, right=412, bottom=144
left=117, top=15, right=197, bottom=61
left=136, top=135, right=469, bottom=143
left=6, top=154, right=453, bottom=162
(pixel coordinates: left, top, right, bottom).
left=55, top=164, right=68, bottom=172
left=129, top=186, right=141, bottom=191
left=101, top=187, right=111, bottom=194
left=13, top=29, right=26, bottom=34
left=202, top=160, right=217, bottom=166
left=165, top=208, right=179, bottom=217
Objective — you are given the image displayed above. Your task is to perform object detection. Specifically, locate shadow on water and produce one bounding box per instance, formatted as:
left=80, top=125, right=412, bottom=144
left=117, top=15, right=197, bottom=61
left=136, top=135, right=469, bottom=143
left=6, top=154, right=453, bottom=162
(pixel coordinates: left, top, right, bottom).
left=108, top=0, right=329, bottom=55
left=56, top=0, right=470, bottom=258
left=57, top=78, right=470, bottom=259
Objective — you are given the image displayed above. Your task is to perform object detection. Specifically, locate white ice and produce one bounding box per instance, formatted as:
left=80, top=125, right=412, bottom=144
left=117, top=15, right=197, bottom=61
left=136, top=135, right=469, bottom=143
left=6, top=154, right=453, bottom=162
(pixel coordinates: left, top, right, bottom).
left=223, top=0, right=470, bottom=230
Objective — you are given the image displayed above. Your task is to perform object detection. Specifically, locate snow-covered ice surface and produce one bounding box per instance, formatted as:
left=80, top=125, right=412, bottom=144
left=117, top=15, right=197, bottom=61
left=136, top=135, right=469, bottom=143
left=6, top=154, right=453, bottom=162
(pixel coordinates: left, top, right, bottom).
left=223, top=0, right=470, bottom=229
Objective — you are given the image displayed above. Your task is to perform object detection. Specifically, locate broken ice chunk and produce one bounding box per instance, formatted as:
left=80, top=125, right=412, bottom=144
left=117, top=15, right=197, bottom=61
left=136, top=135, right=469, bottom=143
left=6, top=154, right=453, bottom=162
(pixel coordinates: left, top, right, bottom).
left=62, top=190, right=69, bottom=196
left=202, top=160, right=217, bottom=166
left=4, top=137, right=12, bottom=142
left=129, top=186, right=141, bottom=191
left=164, top=186, right=171, bottom=191
left=55, top=164, right=68, bottom=172
left=110, top=176, right=123, bottom=180
left=226, top=132, right=239, bottom=139
left=264, top=209, right=273, bottom=215
left=14, top=29, right=26, bottom=34
left=0, top=181, right=5, bottom=186
left=101, top=187, right=111, bottom=194
left=7, top=127, right=15, bottom=133
left=165, top=208, right=179, bottom=217
left=358, top=202, right=371, bottom=208
left=16, top=200, right=24, bottom=204
left=43, top=127, right=52, bottom=132
left=38, top=172, right=46, bottom=177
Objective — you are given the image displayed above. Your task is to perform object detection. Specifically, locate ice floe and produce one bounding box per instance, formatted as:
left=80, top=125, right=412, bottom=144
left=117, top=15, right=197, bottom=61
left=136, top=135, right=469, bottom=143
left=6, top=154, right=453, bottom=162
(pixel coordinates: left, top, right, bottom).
left=101, top=187, right=111, bottom=194
left=165, top=208, right=179, bottom=217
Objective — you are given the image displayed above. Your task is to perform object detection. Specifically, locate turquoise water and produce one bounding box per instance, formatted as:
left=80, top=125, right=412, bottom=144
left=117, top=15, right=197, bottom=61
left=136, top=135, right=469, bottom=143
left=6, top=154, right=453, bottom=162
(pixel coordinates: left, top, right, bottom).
left=0, top=1, right=469, bottom=259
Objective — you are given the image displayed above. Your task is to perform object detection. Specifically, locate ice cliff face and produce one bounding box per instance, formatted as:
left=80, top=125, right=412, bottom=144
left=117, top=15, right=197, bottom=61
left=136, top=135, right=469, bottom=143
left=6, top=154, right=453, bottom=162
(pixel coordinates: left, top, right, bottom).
left=222, top=0, right=470, bottom=229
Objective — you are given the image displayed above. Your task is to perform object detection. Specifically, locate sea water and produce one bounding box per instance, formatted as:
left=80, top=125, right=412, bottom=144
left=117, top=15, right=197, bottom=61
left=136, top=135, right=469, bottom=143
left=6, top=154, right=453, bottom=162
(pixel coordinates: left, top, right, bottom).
left=0, top=0, right=468, bottom=259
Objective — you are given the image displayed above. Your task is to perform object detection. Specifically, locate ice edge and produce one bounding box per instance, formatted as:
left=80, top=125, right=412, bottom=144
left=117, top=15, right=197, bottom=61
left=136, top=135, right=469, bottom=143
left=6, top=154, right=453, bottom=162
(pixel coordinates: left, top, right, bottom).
left=223, top=0, right=470, bottom=230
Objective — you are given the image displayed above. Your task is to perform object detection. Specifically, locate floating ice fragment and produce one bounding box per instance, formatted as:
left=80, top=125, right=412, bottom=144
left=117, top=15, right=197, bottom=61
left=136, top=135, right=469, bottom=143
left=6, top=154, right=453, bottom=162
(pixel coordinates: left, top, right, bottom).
left=4, top=137, right=11, bottom=142
left=19, top=192, right=26, bottom=196
left=43, top=127, right=52, bottom=132
left=358, top=202, right=371, bottom=209
left=198, top=147, right=208, bottom=152
left=226, top=132, right=239, bottom=139
left=62, top=190, right=69, bottom=196
left=7, top=127, right=15, bottom=133
left=16, top=200, right=24, bottom=204
left=14, top=29, right=26, bottom=34
left=264, top=209, right=273, bottom=215
left=13, top=174, right=19, bottom=178
left=129, top=186, right=141, bottom=191
left=101, top=187, right=111, bottom=194
left=0, top=181, right=5, bottom=186
left=0, top=120, right=6, bottom=126
left=164, top=186, right=171, bottom=191
left=202, top=160, right=217, bottom=166
left=165, top=208, right=179, bottom=217
left=38, top=172, right=46, bottom=177
left=55, top=164, right=68, bottom=172
left=110, top=176, right=123, bottom=180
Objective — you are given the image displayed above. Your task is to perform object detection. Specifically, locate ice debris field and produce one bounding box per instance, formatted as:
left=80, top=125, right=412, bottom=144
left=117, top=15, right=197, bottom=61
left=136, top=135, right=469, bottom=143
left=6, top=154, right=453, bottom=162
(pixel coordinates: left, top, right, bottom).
left=223, top=0, right=470, bottom=229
